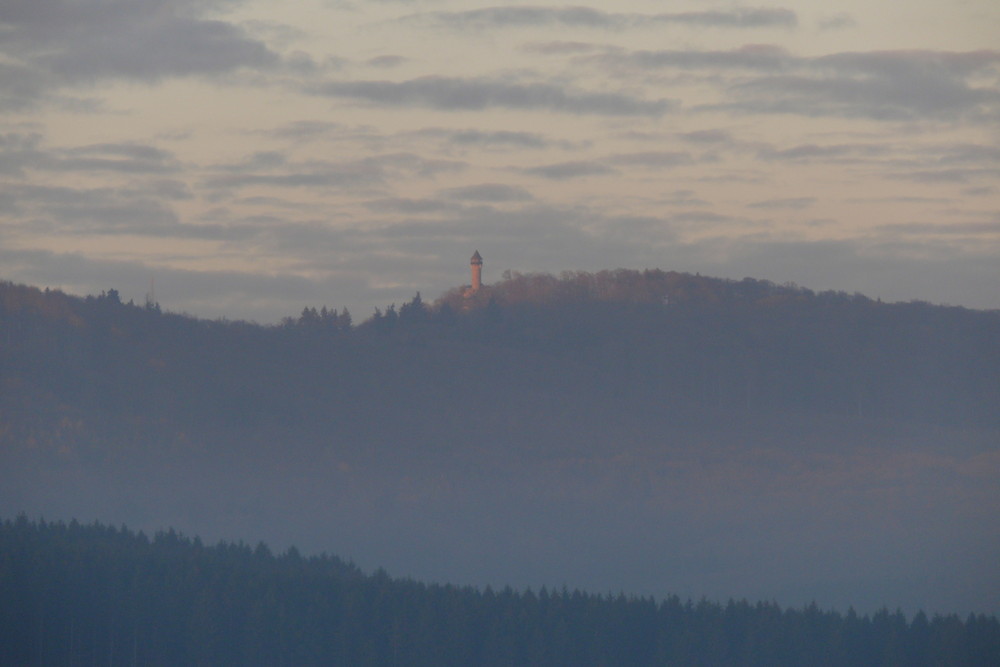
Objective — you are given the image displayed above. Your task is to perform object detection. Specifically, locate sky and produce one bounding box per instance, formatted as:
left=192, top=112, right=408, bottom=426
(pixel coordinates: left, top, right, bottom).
left=1, top=0, right=998, bottom=322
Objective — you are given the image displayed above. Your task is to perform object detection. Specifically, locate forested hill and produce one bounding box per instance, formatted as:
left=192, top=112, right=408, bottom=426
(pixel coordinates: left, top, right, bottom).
left=3, top=516, right=998, bottom=666
left=2, top=269, right=998, bottom=457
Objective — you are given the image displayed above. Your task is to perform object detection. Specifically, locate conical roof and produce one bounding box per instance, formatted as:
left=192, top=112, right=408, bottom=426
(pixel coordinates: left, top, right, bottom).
left=471, top=250, right=483, bottom=263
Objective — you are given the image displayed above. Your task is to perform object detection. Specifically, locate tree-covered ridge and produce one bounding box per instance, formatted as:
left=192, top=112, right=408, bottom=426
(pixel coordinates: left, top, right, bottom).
left=2, top=516, right=997, bottom=667
left=6, top=267, right=997, bottom=438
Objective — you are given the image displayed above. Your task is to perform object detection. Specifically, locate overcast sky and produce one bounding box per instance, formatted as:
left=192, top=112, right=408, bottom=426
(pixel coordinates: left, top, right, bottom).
left=2, top=0, right=998, bottom=322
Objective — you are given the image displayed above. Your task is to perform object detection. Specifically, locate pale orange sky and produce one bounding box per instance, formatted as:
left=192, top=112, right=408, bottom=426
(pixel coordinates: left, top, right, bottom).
left=2, top=0, right=998, bottom=321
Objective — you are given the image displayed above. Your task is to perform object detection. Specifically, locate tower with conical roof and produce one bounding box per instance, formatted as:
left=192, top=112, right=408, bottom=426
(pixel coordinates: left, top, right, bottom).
left=470, top=250, right=483, bottom=292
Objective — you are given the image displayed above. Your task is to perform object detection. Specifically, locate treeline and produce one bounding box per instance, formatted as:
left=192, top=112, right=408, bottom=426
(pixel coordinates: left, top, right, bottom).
left=3, top=516, right=997, bottom=667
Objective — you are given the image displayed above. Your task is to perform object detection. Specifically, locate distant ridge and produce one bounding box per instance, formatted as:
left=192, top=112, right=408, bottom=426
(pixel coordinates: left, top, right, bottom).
left=2, top=270, right=998, bottom=439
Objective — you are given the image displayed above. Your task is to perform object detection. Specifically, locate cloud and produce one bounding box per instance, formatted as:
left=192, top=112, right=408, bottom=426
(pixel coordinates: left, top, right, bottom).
left=608, top=151, right=695, bottom=168
left=258, top=121, right=345, bottom=140
left=401, top=6, right=796, bottom=31
left=43, top=19, right=279, bottom=82
left=0, top=182, right=180, bottom=234
left=520, top=160, right=616, bottom=180
left=203, top=152, right=466, bottom=193
left=402, top=6, right=621, bottom=30
left=0, top=61, right=53, bottom=111
left=817, top=140, right=1000, bottom=182
left=814, top=49, right=1000, bottom=79
left=877, top=221, right=1000, bottom=237
left=590, top=44, right=792, bottom=72
left=0, top=132, right=180, bottom=175
left=818, top=13, right=858, bottom=31
left=588, top=44, right=1000, bottom=122
left=731, top=75, right=961, bottom=121
left=241, top=19, right=308, bottom=49
left=756, top=143, right=887, bottom=162
left=928, top=144, right=1000, bottom=165
left=659, top=9, right=797, bottom=29
left=522, top=41, right=604, bottom=55
left=130, top=179, right=195, bottom=202
left=312, top=76, right=674, bottom=116
left=410, top=127, right=574, bottom=150
left=679, top=129, right=736, bottom=145
left=0, top=134, right=203, bottom=241
left=0, top=132, right=45, bottom=174
left=0, top=0, right=284, bottom=108
left=510, top=150, right=696, bottom=181
left=661, top=190, right=710, bottom=207
left=747, top=197, right=817, bottom=209
left=0, top=133, right=183, bottom=175
left=367, top=153, right=468, bottom=178
left=670, top=211, right=745, bottom=226
left=731, top=50, right=1000, bottom=121
left=48, top=143, right=182, bottom=174
left=366, top=55, right=408, bottom=68
left=364, top=198, right=455, bottom=214
left=215, top=151, right=288, bottom=172
left=888, top=168, right=1000, bottom=184
left=441, top=183, right=534, bottom=202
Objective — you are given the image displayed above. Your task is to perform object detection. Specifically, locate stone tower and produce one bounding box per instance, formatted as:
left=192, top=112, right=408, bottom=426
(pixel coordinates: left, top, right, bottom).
left=470, top=250, right=483, bottom=292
